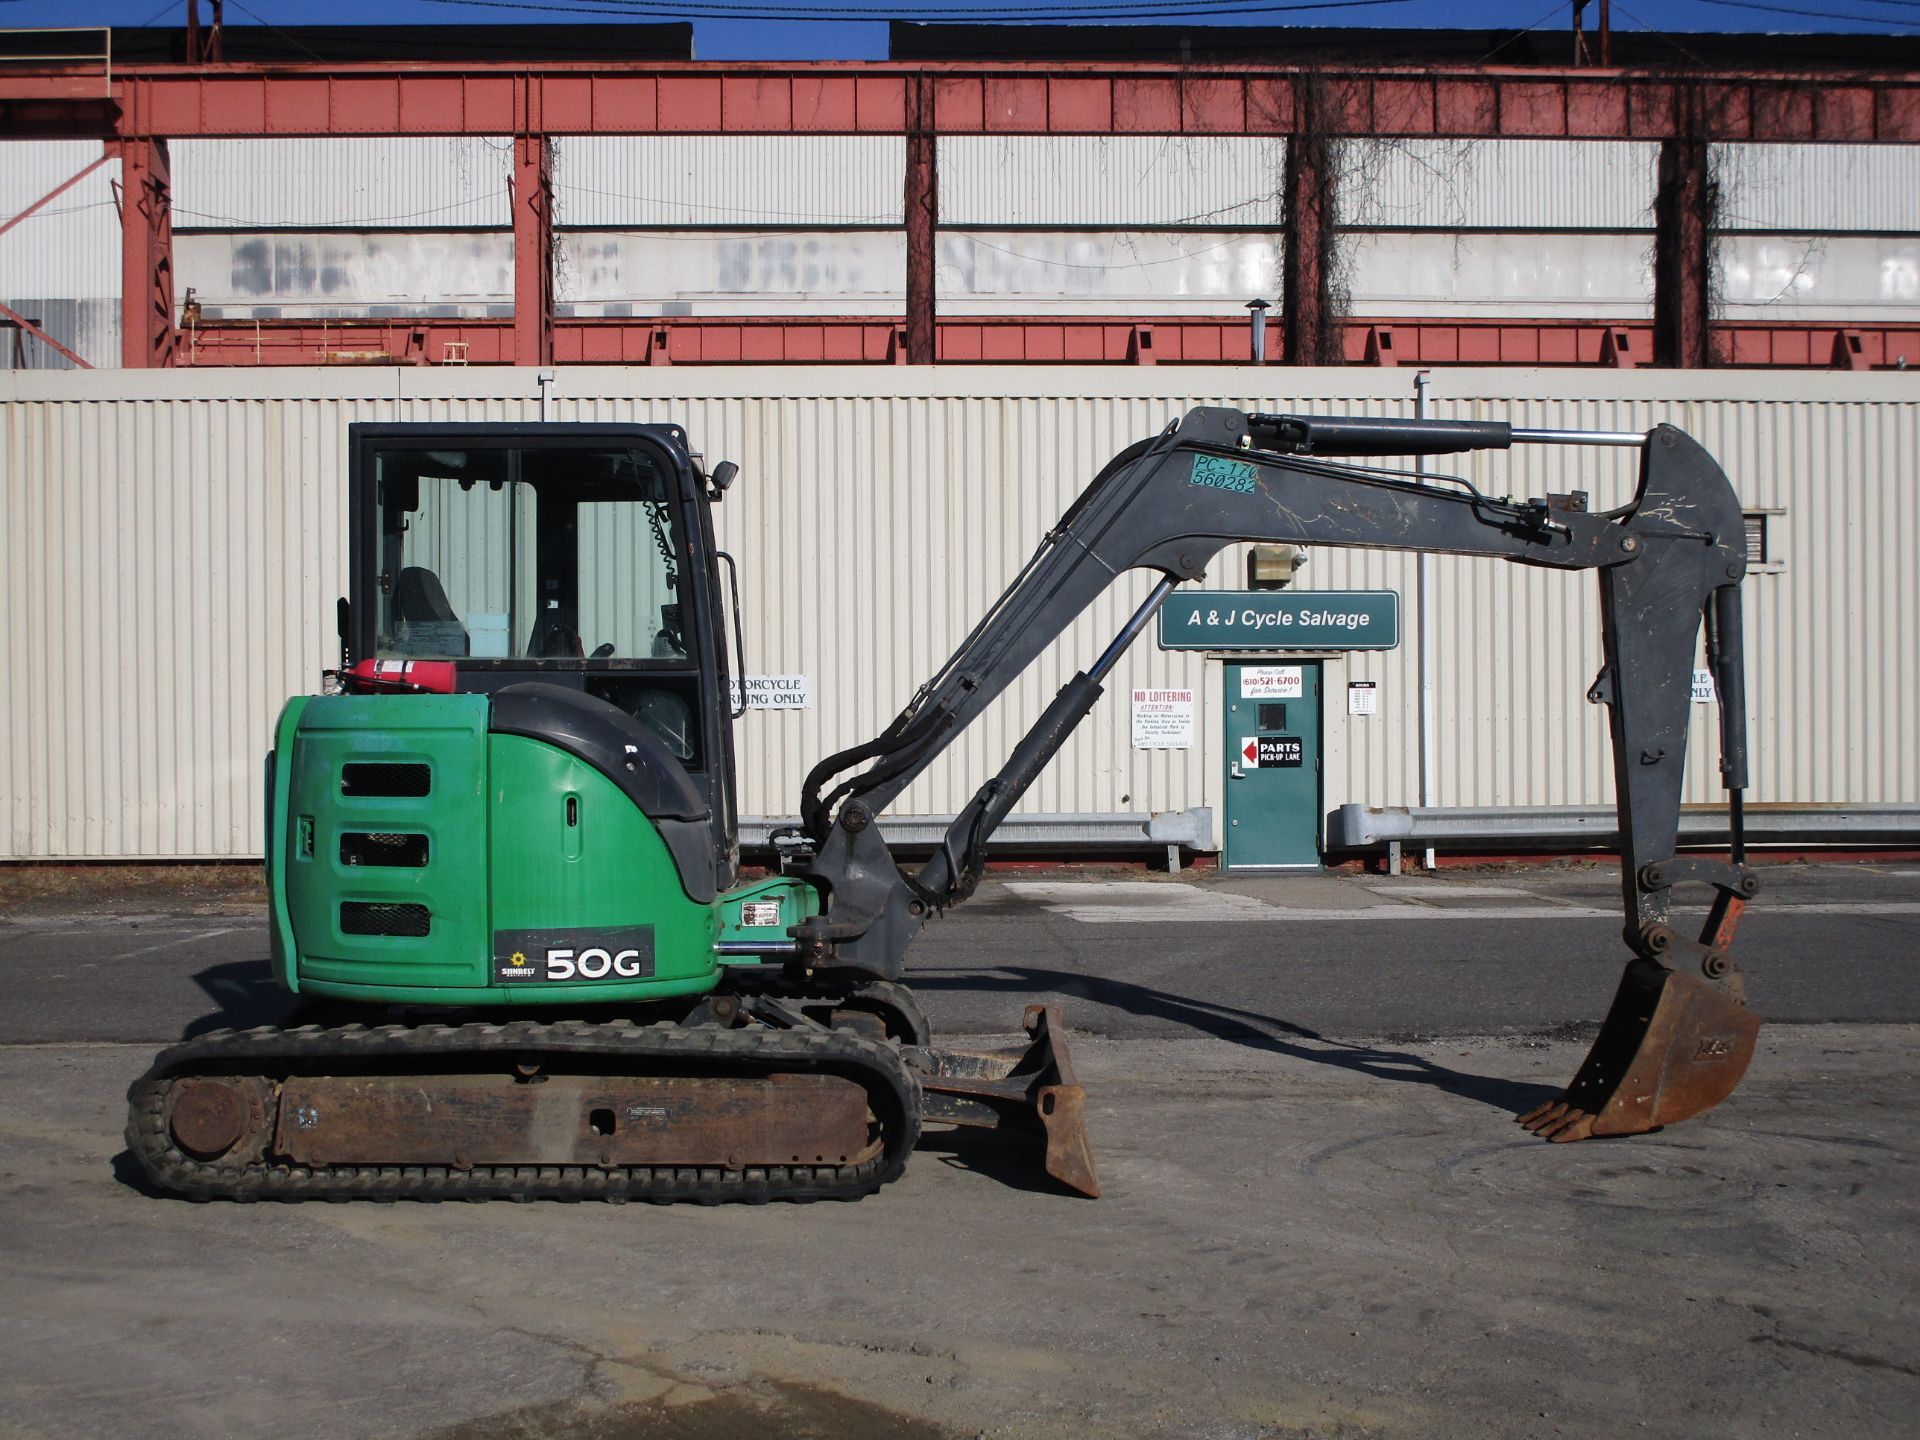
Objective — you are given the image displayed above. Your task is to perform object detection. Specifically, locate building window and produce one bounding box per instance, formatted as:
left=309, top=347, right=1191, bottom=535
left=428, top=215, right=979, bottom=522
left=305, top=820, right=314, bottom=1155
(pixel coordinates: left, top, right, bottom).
left=1743, top=511, right=1785, bottom=572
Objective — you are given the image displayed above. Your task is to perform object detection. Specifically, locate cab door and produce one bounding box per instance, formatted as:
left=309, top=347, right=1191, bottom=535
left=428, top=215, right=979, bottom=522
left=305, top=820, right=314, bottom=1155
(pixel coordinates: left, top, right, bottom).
left=1222, top=661, right=1321, bottom=870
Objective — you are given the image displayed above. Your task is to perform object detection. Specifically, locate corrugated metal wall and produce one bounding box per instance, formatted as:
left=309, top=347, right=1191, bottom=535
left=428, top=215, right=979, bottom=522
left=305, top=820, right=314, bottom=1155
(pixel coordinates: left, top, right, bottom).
left=1714, top=143, right=1920, bottom=234
left=553, top=136, right=904, bottom=226
left=2, top=366, right=1914, bottom=859
left=171, top=138, right=513, bottom=230
left=940, top=136, right=1286, bottom=227
left=0, top=140, right=121, bottom=369
left=1343, top=232, right=1651, bottom=319
left=17, top=135, right=1914, bottom=330
left=1717, top=235, right=1920, bottom=322
left=1341, top=140, right=1656, bottom=321
left=556, top=231, right=905, bottom=315
left=1345, top=139, right=1659, bottom=230
left=175, top=231, right=515, bottom=318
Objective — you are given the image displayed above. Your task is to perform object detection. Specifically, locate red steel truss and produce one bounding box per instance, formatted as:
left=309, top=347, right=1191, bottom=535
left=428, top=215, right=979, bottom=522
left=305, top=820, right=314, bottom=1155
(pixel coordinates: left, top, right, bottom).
left=4, top=55, right=1918, bottom=369
left=165, top=315, right=1920, bottom=370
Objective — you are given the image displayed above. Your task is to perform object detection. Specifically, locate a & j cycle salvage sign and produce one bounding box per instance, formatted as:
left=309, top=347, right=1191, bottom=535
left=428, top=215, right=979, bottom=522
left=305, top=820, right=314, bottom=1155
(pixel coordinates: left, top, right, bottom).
left=1158, top=590, right=1400, bottom=651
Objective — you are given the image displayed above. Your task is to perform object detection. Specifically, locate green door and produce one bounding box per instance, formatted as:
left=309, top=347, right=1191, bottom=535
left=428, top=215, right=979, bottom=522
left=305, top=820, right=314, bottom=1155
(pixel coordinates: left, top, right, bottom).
left=1222, top=661, right=1322, bottom=871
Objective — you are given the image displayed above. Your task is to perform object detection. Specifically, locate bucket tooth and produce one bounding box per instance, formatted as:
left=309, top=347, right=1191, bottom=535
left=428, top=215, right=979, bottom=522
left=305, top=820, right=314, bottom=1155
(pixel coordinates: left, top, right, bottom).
left=910, top=1003, right=1101, bottom=1198
left=1519, top=958, right=1760, bottom=1142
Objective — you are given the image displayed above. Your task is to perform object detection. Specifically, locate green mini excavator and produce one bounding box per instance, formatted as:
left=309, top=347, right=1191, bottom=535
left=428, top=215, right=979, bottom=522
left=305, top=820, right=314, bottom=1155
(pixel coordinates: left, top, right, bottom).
left=129, top=409, right=1765, bottom=1203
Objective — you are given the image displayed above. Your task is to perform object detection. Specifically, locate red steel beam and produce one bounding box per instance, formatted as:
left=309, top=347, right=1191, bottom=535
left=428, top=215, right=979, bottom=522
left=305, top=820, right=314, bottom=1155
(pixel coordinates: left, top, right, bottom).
left=512, top=129, right=554, bottom=367
left=1280, top=80, right=1334, bottom=366
left=115, top=136, right=177, bottom=369
left=167, top=315, right=1920, bottom=370
left=3, top=62, right=1908, bottom=141
left=904, top=74, right=938, bottom=366
left=1653, top=137, right=1714, bottom=368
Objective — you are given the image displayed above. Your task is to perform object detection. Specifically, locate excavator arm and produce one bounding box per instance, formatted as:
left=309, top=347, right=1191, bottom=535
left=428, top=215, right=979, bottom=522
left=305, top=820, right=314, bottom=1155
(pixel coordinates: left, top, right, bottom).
left=787, top=405, right=1760, bottom=1166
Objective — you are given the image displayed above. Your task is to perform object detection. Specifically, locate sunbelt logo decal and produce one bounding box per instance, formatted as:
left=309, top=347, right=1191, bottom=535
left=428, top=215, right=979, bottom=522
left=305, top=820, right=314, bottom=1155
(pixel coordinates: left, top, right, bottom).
left=492, top=925, right=655, bottom=984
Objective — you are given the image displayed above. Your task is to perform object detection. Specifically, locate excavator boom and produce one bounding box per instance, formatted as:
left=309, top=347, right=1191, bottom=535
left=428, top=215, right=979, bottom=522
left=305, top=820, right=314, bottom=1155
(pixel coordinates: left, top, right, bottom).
left=788, top=406, right=1759, bottom=1155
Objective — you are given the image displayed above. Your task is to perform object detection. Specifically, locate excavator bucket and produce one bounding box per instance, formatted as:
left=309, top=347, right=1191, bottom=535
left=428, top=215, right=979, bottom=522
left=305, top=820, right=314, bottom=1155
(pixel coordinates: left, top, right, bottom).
left=1518, top=959, right=1760, bottom=1142
left=909, top=1004, right=1101, bottom=1197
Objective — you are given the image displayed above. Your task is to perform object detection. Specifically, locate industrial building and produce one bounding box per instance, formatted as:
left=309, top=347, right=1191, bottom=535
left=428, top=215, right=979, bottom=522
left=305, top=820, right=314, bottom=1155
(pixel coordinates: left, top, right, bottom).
left=2, top=22, right=1916, bottom=864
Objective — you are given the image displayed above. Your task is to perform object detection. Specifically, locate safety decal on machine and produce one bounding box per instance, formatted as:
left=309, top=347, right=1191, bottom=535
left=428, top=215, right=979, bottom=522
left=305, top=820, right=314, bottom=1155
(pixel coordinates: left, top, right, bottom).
left=739, top=899, right=783, bottom=927
left=493, top=926, right=655, bottom=983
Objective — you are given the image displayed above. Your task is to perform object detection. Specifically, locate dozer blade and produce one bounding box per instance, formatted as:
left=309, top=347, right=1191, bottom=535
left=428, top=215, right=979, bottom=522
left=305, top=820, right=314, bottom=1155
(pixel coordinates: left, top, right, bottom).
left=1518, top=959, right=1760, bottom=1143
left=907, top=1003, right=1101, bottom=1198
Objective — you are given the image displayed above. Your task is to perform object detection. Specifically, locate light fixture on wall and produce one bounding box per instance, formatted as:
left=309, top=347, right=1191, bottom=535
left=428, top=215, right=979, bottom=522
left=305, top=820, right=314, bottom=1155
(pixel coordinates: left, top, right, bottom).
left=1246, top=298, right=1270, bottom=365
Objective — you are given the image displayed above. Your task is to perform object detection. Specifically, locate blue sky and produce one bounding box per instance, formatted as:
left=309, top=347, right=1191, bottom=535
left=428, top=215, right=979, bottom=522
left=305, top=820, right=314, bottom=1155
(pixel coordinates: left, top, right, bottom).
left=0, top=0, right=1913, bottom=61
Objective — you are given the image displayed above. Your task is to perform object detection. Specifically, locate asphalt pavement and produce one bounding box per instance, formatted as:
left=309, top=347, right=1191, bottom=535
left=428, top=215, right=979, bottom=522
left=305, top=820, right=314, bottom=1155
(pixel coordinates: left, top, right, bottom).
left=0, top=860, right=1915, bottom=1439
left=1, top=860, right=1915, bottom=1045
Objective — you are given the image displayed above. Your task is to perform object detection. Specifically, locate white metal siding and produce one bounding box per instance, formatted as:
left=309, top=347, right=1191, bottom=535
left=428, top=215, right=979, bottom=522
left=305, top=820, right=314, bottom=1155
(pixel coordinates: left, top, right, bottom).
left=1342, top=139, right=1660, bottom=231
left=1344, top=231, right=1651, bottom=319
left=2, top=366, right=1913, bottom=859
left=940, top=136, right=1286, bottom=227
left=1715, top=143, right=1920, bottom=234
left=938, top=231, right=1280, bottom=314
left=175, top=231, right=514, bottom=317
left=553, top=136, right=904, bottom=227
left=1, top=140, right=121, bottom=369
left=1717, top=235, right=1920, bottom=321
left=1, top=141, right=120, bottom=294
left=556, top=229, right=905, bottom=314
left=171, top=138, right=513, bottom=230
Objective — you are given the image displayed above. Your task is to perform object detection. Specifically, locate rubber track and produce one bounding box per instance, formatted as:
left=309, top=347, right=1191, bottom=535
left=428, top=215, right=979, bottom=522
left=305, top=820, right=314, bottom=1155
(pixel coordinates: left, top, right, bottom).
left=126, top=1019, right=921, bottom=1204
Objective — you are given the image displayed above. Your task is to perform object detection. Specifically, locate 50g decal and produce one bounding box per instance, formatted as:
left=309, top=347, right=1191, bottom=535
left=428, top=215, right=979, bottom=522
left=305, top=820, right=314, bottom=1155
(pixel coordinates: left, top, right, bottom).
left=493, top=926, right=655, bottom=984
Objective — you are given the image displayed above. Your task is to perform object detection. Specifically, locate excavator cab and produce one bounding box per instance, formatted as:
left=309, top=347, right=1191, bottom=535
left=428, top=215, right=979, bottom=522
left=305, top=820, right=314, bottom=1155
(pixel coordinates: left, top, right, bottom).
left=350, top=423, right=740, bottom=854
left=262, top=424, right=749, bottom=1007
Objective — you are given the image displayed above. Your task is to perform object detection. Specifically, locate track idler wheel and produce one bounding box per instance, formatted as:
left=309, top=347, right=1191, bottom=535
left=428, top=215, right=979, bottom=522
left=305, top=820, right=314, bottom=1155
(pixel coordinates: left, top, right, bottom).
left=164, top=1075, right=274, bottom=1164
left=1518, top=958, right=1760, bottom=1142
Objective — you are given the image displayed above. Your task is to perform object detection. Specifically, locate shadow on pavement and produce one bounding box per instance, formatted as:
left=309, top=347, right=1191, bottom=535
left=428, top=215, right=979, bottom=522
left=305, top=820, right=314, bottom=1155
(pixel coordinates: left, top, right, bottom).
left=183, top=960, right=312, bottom=1038
left=912, top=966, right=1564, bottom=1118
left=913, top=1125, right=1089, bottom=1197
left=109, top=1148, right=173, bottom=1199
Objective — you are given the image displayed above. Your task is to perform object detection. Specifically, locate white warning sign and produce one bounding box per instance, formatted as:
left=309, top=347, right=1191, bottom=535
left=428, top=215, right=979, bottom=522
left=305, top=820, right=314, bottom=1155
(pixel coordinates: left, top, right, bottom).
left=1691, top=669, right=1717, bottom=704
left=1131, top=688, right=1195, bottom=749
left=729, top=675, right=812, bottom=710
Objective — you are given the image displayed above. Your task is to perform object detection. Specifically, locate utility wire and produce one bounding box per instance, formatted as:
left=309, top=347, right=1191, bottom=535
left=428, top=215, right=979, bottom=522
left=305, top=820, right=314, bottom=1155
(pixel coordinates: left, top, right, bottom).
left=450, top=0, right=1400, bottom=13
left=222, top=0, right=329, bottom=59
left=1691, top=0, right=1919, bottom=23
left=419, top=0, right=1408, bottom=19
left=1475, top=0, right=1568, bottom=64
left=1604, top=0, right=1711, bottom=65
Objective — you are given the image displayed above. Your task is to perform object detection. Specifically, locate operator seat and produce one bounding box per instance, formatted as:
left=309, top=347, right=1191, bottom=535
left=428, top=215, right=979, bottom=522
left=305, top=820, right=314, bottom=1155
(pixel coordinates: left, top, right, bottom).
left=393, top=566, right=470, bottom=657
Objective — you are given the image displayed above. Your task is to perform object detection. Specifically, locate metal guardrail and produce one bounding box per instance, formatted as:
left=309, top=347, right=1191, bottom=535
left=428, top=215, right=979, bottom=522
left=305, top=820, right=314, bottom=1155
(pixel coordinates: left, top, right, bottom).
left=1328, top=803, right=1920, bottom=856
left=741, top=808, right=1214, bottom=870
left=0, top=28, right=111, bottom=96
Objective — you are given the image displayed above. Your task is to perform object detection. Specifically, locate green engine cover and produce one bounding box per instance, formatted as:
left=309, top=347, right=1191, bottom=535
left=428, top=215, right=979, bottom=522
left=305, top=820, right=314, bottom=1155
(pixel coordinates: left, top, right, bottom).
left=267, top=693, right=723, bottom=1006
